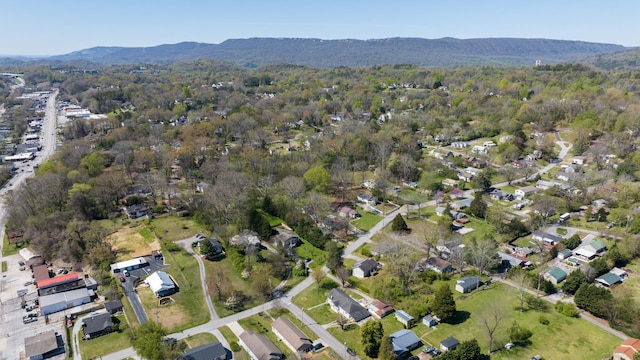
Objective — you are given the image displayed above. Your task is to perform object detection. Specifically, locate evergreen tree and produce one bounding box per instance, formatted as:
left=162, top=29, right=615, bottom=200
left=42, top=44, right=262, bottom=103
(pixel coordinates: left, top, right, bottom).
left=360, top=320, right=384, bottom=358
left=432, top=284, right=457, bottom=321
left=508, top=322, right=533, bottom=345
left=378, top=335, right=395, bottom=360
left=391, top=214, right=409, bottom=232
left=468, top=195, right=487, bottom=219
left=564, top=234, right=581, bottom=250
left=248, top=209, right=271, bottom=240
left=561, top=269, right=586, bottom=295
left=326, top=241, right=343, bottom=270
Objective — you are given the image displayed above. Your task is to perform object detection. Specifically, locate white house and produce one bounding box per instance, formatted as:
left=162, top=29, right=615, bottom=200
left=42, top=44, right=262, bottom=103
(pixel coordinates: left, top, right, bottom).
left=352, top=258, right=380, bottom=278
left=145, top=271, right=176, bottom=297
left=514, top=186, right=537, bottom=198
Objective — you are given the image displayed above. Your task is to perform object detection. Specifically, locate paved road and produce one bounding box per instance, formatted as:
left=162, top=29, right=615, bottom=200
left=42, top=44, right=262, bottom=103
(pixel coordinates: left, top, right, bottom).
left=176, top=237, right=219, bottom=320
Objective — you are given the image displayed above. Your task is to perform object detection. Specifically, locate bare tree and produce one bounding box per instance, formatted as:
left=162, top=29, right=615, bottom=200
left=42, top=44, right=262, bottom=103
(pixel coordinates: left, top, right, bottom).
left=336, top=267, right=352, bottom=287
left=511, top=270, right=531, bottom=312
left=532, top=195, right=559, bottom=224
left=375, top=135, right=393, bottom=170
left=468, top=238, right=498, bottom=288
left=477, top=303, right=503, bottom=353
left=278, top=176, right=305, bottom=215
left=312, top=268, right=326, bottom=288
left=375, top=241, right=418, bottom=294
left=499, top=166, right=520, bottom=185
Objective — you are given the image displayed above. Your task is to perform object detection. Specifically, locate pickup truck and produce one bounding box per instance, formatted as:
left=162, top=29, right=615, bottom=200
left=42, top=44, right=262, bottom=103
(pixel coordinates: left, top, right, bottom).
left=23, top=315, right=38, bottom=324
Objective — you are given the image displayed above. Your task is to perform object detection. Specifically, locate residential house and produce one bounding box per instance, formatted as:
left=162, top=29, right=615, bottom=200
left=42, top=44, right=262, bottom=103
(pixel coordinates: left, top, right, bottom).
left=327, top=288, right=371, bottom=322
left=451, top=198, right=473, bottom=210
left=145, top=271, right=176, bottom=297
left=271, top=229, right=300, bottom=248
left=271, top=317, right=312, bottom=353
left=390, top=329, right=422, bottom=358
left=532, top=230, right=563, bottom=246
left=204, top=238, right=224, bottom=256
left=544, top=267, right=567, bottom=285
left=572, top=156, right=587, bottom=165
left=425, top=257, right=453, bottom=273
left=596, top=272, right=623, bottom=287
left=357, top=194, right=378, bottom=206
left=230, top=230, right=261, bottom=248
left=422, top=315, right=437, bottom=327
left=483, top=141, right=497, bottom=147
left=471, top=145, right=488, bottom=155
left=440, top=336, right=460, bottom=351
left=368, top=300, right=395, bottom=319
left=557, top=249, right=573, bottom=260
left=575, top=239, right=606, bottom=260
left=536, top=180, right=558, bottom=190
left=123, top=204, right=151, bottom=219
left=82, top=312, right=113, bottom=339
left=456, top=276, right=482, bottom=293
left=239, top=331, right=284, bottom=360
left=490, top=189, right=506, bottom=201
left=352, top=258, right=380, bottom=279
left=556, top=171, right=572, bottom=182
left=442, top=178, right=459, bottom=187
left=432, top=148, right=453, bottom=159
left=498, top=251, right=526, bottom=269
left=104, top=300, right=123, bottom=315
left=435, top=206, right=447, bottom=217
left=450, top=141, right=468, bottom=148
left=457, top=171, right=474, bottom=182
left=613, top=338, right=640, bottom=360
left=395, top=310, right=415, bottom=328
left=611, top=267, right=628, bottom=280
left=337, top=206, right=360, bottom=219
left=514, top=186, right=537, bottom=198
left=182, top=341, right=228, bottom=360
left=464, top=167, right=483, bottom=176
left=195, top=181, right=210, bottom=193
left=514, top=247, right=533, bottom=258
left=402, top=180, right=419, bottom=188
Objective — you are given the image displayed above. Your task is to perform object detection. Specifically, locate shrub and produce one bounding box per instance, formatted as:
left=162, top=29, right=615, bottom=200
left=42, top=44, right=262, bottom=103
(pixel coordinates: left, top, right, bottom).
left=538, top=315, right=550, bottom=325
left=230, top=342, right=240, bottom=352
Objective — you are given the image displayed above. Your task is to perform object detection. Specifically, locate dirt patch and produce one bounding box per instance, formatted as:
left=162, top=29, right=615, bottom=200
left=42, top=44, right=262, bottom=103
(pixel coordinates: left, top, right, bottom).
left=138, top=287, right=186, bottom=329
left=107, top=226, right=158, bottom=259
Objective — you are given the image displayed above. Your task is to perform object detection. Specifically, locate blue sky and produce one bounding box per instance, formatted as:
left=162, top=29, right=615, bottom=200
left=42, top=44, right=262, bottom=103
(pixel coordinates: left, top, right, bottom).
left=2, top=0, right=639, bottom=55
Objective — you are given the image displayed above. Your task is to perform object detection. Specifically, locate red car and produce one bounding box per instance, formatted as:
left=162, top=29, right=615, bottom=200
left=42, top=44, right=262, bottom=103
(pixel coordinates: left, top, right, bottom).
left=118, top=276, right=125, bottom=282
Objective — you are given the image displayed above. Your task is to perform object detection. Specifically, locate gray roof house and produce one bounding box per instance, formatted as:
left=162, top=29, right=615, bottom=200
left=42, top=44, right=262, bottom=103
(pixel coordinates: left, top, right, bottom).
left=271, top=317, right=312, bottom=353
left=271, top=229, right=300, bottom=248
left=328, top=288, right=370, bottom=322
left=390, top=329, right=422, bottom=357
left=82, top=313, right=113, bottom=339
left=182, top=341, right=228, bottom=360
left=532, top=230, right=563, bottom=245
left=455, top=276, right=482, bottom=293
left=352, top=258, right=380, bottom=278
left=239, top=331, right=284, bottom=360
left=440, top=336, right=460, bottom=351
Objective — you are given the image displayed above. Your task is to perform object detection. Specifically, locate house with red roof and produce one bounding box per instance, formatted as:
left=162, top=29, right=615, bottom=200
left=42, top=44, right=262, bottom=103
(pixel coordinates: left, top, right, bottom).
left=613, top=338, right=640, bottom=360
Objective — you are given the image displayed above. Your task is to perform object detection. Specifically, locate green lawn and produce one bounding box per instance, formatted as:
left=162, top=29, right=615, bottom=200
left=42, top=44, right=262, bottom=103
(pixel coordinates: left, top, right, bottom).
left=1, top=261, right=6, bottom=272
left=268, top=307, right=320, bottom=341
left=238, top=312, right=293, bottom=358
left=421, top=283, right=619, bottom=359
left=397, top=189, right=431, bottom=204
left=79, top=316, right=131, bottom=359
left=352, top=208, right=382, bottom=231
left=139, top=246, right=209, bottom=332
left=184, top=332, right=218, bottom=349
left=292, top=279, right=340, bottom=325
left=296, top=239, right=328, bottom=268
left=257, top=210, right=284, bottom=227
left=2, top=233, right=21, bottom=256
left=219, top=325, right=239, bottom=343
left=148, top=216, right=208, bottom=242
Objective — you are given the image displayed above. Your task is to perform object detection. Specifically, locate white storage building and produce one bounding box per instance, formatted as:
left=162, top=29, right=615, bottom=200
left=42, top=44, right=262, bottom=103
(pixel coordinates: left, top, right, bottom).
left=110, top=257, right=148, bottom=274
left=39, top=288, right=91, bottom=315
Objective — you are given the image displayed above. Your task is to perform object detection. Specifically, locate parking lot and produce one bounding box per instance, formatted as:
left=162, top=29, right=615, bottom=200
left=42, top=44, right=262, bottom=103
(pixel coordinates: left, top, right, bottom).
left=120, top=255, right=166, bottom=323
left=0, top=253, right=66, bottom=360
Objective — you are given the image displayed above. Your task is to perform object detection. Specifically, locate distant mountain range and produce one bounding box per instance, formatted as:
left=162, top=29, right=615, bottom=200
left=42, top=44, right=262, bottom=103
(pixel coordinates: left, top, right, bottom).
left=0, top=37, right=634, bottom=68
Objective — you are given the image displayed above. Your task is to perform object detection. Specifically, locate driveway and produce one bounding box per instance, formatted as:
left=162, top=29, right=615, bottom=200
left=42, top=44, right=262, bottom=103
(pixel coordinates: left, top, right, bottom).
left=121, top=255, right=166, bottom=323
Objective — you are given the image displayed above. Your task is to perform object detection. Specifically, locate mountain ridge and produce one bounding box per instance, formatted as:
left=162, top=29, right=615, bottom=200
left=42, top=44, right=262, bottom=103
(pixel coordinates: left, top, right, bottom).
left=4, top=37, right=632, bottom=68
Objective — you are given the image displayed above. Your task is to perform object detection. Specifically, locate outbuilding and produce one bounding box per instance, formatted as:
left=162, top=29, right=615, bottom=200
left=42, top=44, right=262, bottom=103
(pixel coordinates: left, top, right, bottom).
left=145, top=271, right=176, bottom=297
left=39, top=288, right=91, bottom=315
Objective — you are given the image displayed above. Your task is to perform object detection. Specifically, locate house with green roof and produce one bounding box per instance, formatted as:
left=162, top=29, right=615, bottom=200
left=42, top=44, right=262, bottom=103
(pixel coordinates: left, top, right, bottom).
left=543, top=267, right=567, bottom=284
left=558, top=249, right=572, bottom=260
left=575, top=239, right=607, bottom=259
left=595, top=272, right=622, bottom=287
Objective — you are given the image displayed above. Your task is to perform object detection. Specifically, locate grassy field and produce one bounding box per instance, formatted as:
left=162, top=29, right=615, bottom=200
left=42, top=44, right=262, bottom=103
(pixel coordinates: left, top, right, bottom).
left=420, top=283, right=619, bottom=360
left=269, top=307, right=320, bottom=341
left=107, top=223, right=161, bottom=260
left=292, top=278, right=340, bottom=325
left=238, top=312, right=293, bottom=358
left=183, top=332, right=218, bottom=349
left=296, top=239, right=328, bottom=268
left=138, top=247, right=209, bottom=332
left=79, top=316, right=131, bottom=359
left=149, top=216, right=208, bottom=242
left=218, top=325, right=239, bottom=343
left=202, top=253, right=282, bottom=317
left=352, top=208, right=382, bottom=231
left=2, top=233, right=21, bottom=256
left=1, top=261, right=6, bottom=272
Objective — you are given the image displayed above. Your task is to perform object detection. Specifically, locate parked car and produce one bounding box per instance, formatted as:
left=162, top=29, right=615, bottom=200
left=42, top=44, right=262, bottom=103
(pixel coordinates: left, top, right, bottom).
left=23, top=281, right=33, bottom=286
left=118, top=276, right=125, bottom=282
left=346, top=348, right=356, bottom=356
left=312, top=343, right=324, bottom=351
left=123, top=270, right=130, bottom=277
